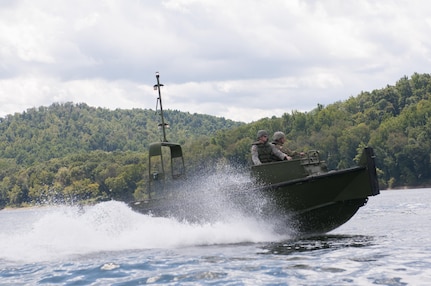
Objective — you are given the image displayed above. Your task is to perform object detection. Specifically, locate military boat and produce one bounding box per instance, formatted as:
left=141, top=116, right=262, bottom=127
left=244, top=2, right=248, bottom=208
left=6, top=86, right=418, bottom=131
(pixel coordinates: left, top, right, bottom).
left=129, top=73, right=380, bottom=236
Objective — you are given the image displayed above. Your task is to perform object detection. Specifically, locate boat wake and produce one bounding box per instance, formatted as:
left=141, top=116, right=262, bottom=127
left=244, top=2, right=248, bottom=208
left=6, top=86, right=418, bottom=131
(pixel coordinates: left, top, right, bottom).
left=0, top=167, right=291, bottom=263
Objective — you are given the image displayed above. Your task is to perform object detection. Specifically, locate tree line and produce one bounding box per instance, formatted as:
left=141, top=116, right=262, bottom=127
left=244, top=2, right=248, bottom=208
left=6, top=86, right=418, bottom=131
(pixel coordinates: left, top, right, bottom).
left=1, top=73, right=430, bottom=208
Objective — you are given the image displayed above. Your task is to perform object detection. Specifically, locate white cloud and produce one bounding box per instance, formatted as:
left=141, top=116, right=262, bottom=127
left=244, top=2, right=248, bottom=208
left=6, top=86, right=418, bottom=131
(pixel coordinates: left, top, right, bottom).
left=0, top=0, right=430, bottom=122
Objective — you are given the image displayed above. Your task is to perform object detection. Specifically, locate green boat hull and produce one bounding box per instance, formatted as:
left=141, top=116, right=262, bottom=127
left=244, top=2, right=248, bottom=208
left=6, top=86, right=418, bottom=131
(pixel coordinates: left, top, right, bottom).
left=130, top=148, right=379, bottom=236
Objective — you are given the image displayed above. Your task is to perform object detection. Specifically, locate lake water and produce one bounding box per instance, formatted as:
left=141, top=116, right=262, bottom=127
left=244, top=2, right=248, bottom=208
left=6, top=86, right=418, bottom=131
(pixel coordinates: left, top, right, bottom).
left=0, top=188, right=430, bottom=285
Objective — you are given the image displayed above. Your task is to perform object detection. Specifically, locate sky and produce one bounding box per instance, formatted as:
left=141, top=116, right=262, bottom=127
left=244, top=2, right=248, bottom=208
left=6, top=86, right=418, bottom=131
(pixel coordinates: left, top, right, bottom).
left=0, top=0, right=430, bottom=123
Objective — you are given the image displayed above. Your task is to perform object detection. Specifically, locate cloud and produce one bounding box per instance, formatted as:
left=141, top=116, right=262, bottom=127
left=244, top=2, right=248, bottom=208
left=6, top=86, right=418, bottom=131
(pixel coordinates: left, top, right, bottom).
left=0, top=0, right=430, bottom=122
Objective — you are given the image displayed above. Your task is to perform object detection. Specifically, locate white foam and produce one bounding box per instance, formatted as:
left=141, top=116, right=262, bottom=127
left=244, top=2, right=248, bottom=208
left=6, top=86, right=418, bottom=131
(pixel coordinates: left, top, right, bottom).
left=0, top=165, right=294, bottom=262
left=0, top=201, right=287, bottom=263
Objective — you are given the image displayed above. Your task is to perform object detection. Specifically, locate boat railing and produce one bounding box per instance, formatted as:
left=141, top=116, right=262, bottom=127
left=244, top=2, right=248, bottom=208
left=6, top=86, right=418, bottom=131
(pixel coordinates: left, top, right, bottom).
left=300, top=150, right=321, bottom=165
left=300, top=150, right=329, bottom=175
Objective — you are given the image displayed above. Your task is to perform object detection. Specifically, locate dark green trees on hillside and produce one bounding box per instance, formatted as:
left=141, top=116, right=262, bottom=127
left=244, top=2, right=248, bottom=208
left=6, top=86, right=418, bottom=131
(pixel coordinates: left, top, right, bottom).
left=0, top=103, right=242, bottom=165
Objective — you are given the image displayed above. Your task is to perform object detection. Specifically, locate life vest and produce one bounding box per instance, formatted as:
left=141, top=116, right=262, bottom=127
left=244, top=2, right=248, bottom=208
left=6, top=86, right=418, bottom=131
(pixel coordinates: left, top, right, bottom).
left=253, top=141, right=273, bottom=163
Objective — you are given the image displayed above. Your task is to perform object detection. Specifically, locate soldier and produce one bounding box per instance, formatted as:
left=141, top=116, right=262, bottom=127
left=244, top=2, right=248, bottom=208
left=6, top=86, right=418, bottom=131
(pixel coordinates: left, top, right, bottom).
left=251, top=130, right=291, bottom=165
left=272, top=131, right=304, bottom=160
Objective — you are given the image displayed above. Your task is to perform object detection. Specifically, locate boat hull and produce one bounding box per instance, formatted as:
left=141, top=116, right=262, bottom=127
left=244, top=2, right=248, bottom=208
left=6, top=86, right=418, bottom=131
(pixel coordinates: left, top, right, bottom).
left=129, top=148, right=380, bottom=236
left=287, top=198, right=367, bottom=235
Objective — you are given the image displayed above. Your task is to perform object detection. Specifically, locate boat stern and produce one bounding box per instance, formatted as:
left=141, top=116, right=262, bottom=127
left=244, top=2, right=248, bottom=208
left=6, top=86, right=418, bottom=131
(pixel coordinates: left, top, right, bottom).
left=358, top=147, right=380, bottom=196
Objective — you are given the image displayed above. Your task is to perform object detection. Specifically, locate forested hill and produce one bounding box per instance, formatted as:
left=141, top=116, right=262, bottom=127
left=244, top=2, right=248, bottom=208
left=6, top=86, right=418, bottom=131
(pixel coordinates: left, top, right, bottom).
left=0, top=103, right=243, bottom=165
left=1, top=72, right=431, bottom=208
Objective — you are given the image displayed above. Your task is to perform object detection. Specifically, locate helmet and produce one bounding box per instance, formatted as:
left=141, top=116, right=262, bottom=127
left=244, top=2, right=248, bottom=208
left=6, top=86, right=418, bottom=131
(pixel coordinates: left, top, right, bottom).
left=273, top=131, right=285, bottom=141
left=257, top=130, right=268, bottom=139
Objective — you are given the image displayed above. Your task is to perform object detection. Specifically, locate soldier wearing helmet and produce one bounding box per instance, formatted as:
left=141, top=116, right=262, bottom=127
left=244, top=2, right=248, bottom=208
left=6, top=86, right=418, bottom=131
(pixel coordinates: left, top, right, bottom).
left=272, top=131, right=303, bottom=159
left=251, top=130, right=290, bottom=165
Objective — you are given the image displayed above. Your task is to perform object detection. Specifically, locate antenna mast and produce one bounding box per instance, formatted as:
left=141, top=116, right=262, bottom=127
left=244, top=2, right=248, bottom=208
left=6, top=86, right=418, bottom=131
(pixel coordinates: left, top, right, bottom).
left=154, top=72, right=168, bottom=142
